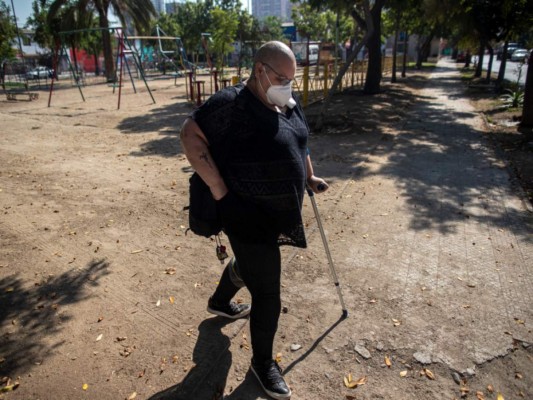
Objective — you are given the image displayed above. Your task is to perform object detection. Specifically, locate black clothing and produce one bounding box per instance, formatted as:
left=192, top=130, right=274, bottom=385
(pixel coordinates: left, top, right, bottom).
left=211, top=233, right=281, bottom=364
left=191, top=84, right=309, bottom=248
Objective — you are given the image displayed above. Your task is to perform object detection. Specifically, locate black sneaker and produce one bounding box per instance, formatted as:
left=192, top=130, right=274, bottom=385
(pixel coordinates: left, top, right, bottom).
left=251, top=358, right=292, bottom=399
left=206, top=297, right=251, bottom=319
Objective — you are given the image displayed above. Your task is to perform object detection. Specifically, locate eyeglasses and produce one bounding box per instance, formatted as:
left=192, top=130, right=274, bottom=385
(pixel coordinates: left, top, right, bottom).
left=262, top=62, right=293, bottom=86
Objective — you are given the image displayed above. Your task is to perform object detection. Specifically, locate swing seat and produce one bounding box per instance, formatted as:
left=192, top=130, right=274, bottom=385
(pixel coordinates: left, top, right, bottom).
left=6, top=90, right=39, bottom=101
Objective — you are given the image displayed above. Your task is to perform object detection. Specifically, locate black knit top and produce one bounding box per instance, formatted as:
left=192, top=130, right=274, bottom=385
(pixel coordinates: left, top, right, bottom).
left=191, top=83, right=309, bottom=248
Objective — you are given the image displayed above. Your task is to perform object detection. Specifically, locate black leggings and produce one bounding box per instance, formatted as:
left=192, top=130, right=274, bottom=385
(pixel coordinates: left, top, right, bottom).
left=211, top=234, right=281, bottom=364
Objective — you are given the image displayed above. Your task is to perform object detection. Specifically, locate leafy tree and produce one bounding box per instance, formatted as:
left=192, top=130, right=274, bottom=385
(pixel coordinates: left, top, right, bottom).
left=0, top=0, right=17, bottom=62
left=49, top=0, right=156, bottom=82
left=210, top=7, right=238, bottom=71
left=292, top=1, right=327, bottom=42
left=155, top=12, right=181, bottom=37
left=175, top=1, right=213, bottom=63
left=312, top=0, right=375, bottom=129
left=26, top=0, right=56, bottom=51
left=235, top=9, right=258, bottom=72
left=260, top=16, right=284, bottom=42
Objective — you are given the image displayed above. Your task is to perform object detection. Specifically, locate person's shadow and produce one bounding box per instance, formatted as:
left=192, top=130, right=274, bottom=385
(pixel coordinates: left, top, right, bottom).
left=148, top=317, right=237, bottom=400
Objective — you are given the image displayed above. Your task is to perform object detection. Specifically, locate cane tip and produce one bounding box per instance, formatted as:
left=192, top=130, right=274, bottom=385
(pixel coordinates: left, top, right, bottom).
left=342, top=309, right=348, bottom=319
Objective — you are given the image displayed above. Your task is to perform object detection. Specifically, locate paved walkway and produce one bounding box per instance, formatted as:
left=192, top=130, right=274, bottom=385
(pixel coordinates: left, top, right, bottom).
left=302, top=57, right=533, bottom=366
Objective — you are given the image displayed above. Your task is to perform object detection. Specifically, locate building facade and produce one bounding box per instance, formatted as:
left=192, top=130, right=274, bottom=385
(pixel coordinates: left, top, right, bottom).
left=151, top=0, right=166, bottom=16
left=252, top=0, right=293, bottom=21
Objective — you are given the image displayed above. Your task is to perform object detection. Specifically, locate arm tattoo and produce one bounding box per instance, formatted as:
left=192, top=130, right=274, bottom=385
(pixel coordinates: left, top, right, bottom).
left=199, top=151, right=213, bottom=169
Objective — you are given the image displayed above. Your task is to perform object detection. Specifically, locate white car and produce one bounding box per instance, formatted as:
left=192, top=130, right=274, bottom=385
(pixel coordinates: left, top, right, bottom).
left=26, top=66, right=53, bottom=80
left=510, top=49, right=528, bottom=62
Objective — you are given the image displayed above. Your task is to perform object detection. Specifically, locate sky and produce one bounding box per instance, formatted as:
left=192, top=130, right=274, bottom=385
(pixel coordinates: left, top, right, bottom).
left=11, top=0, right=250, bottom=27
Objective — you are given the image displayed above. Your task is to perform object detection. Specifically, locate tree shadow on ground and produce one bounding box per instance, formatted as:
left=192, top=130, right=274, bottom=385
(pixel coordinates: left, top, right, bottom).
left=364, top=68, right=531, bottom=241
left=0, top=259, right=110, bottom=377
left=117, top=101, right=191, bottom=158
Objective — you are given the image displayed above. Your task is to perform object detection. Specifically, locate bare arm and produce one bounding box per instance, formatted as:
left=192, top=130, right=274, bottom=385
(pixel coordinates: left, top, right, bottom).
left=306, top=153, right=329, bottom=193
left=180, top=118, right=228, bottom=200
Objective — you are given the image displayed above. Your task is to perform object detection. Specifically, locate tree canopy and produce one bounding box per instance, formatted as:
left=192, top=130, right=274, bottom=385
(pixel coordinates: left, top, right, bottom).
left=0, top=0, right=17, bottom=61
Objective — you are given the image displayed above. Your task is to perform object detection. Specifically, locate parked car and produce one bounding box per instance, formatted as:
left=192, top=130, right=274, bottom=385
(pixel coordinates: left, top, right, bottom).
left=496, top=43, right=519, bottom=60
left=26, top=66, right=53, bottom=80
left=510, top=48, right=529, bottom=62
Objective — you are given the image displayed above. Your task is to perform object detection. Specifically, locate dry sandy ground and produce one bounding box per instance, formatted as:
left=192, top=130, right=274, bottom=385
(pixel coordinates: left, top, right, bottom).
left=1, top=66, right=532, bottom=400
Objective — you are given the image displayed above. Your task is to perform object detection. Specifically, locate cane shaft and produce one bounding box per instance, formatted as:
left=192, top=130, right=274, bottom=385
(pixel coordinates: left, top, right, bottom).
left=308, top=190, right=348, bottom=314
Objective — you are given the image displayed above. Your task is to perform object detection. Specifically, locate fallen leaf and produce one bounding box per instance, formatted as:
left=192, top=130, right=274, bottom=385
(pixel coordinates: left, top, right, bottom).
left=497, top=393, right=504, bottom=400
left=0, top=381, right=19, bottom=392
left=82, top=383, right=89, bottom=390
left=169, top=296, right=175, bottom=304
left=424, top=368, right=435, bottom=380
left=165, top=268, right=176, bottom=275
left=514, top=319, right=525, bottom=325
left=476, top=391, right=485, bottom=400
left=156, top=299, right=161, bottom=307
left=96, top=334, right=103, bottom=341
left=515, top=372, right=523, bottom=379
left=275, top=352, right=283, bottom=363
left=487, top=385, right=494, bottom=393
left=343, top=374, right=353, bottom=388
left=97, top=316, right=104, bottom=322
left=392, top=318, right=401, bottom=327
left=385, top=356, right=391, bottom=367
left=400, top=370, right=408, bottom=377
left=172, top=355, right=179, bottom=363
left=127, top=392, right=137, bottom=400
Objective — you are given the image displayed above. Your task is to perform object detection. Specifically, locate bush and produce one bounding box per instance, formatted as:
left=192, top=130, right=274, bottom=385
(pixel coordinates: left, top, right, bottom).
left=500, top=88, right=524, bottom=109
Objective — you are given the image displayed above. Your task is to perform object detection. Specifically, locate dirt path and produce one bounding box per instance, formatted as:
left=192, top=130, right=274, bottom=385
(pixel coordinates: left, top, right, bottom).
left=1, top=60, right=531, bottom=400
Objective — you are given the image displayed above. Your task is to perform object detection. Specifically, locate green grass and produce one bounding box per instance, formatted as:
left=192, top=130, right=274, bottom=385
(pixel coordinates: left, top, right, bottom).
left=407, top=62, right=437, bottom=69
left=3, top=82, right=27, bottom=89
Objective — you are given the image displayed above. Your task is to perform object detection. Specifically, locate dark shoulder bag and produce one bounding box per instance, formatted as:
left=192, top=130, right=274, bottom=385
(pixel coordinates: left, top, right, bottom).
left=186, top=86, right=247, bottom=238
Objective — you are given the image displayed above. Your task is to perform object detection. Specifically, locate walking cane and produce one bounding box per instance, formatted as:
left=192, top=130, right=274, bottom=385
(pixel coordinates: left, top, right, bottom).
left=307, top=186, right=349, bottom=319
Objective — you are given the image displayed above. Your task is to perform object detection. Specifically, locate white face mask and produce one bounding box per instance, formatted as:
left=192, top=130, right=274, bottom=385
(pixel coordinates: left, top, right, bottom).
left=260, top=68, right=296, bottom=109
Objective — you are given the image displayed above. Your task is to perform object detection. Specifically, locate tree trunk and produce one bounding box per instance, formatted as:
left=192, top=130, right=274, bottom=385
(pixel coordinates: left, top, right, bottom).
left=416, top=34, right=433, bottom=69
left=402, top=33, right=408, bottom=78
left=485, top=44, right=493, bottom=82
left=464, top=50, right=471, bottom=68
left=474, top=41, right=484, bottom=78
left=391, top=11, right=400, bottom=83
left=315, top=0, right=373, bottom=130
left=497, top=40, right=509, bottom=86
left=363, top=1, right=383, bottom=94
left=71, top=44, right=79, bottom=74
left=96, top=6, right=115, bottom=82
left=93, top=46, right=100, bottom=76
left=521, top=56, right=533, bottom=126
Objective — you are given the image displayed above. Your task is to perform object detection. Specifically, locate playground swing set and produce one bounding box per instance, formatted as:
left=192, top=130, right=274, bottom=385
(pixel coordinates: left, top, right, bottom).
left=47, top=27, right=158, bottom=109
left=46, top=25, right=206, bottom=109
